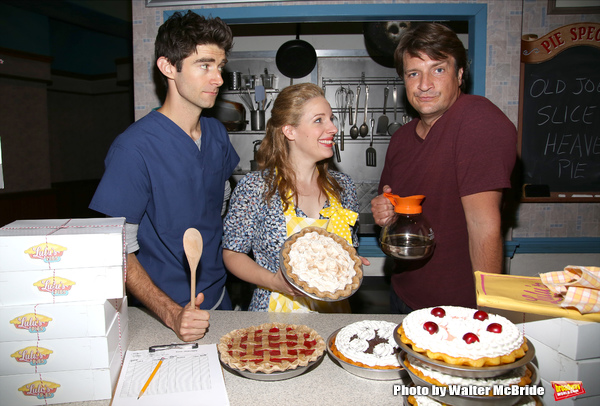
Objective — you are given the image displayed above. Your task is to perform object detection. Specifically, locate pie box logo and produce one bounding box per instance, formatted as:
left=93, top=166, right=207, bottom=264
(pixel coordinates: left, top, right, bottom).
left=18, top=380, right=60, bottom=400
left=33, top=276, right=76, bottom=296
left=552, top=381, right=586, bottom=401
left=11, top=346, right=54, bottom=366
left=24, top=242, right=67, bottom=263
left=9, top=313, right=53, bottom=333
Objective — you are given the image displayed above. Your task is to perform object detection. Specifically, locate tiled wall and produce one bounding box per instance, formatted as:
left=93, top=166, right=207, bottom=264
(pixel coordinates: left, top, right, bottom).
left=512, top=203, right=599, bottom=238
left=131, top=0, right=600, bottom=239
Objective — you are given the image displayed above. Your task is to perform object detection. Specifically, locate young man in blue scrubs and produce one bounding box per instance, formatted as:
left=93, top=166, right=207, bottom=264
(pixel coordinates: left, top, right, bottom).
left=90, top=11, right=239, bottom=342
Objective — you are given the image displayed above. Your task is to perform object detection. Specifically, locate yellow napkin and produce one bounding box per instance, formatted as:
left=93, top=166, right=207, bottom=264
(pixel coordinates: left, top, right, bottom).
left=540, top=266, right=600, bottom=314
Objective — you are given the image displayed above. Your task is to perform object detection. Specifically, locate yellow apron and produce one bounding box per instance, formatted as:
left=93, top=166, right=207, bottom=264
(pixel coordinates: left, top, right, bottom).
left=268, top=191, right=358, bottom=313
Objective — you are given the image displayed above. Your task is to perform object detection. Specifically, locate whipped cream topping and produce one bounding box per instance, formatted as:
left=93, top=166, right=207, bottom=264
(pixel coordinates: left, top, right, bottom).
left=288, top=231, right=355, bottom=293
left=408, top=357, right=527, bottom=386
left=402, top=306, right=524, bottom=359
left=410, top=395, right=444, bottom=406
left=336, top=320, right=400, bottom=368
left=514, top=396, right=536, bottom=406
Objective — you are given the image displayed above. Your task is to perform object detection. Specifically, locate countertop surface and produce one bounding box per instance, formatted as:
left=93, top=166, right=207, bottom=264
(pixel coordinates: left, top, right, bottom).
left=57, top=307, right=409, bottom=406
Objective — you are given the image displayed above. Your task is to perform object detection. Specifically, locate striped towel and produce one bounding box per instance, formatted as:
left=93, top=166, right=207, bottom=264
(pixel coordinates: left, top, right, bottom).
left=540, top=266, right=600, bottom=314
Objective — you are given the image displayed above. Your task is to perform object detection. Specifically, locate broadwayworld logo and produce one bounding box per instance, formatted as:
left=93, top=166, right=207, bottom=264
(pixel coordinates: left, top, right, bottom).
left=552, top=381, right=586, bottom=401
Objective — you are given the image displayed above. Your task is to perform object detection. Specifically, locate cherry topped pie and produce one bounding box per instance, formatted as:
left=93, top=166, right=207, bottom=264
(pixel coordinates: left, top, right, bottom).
left=217, top=322, right=325, bottom=374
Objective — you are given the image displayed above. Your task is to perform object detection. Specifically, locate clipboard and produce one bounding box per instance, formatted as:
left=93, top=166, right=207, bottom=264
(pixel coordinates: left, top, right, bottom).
left=111, top=343, right=229, bottom=405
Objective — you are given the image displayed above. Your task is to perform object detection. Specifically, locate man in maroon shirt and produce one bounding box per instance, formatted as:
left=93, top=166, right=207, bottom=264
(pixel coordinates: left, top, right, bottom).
left=371, top=23, right=517, bottom=313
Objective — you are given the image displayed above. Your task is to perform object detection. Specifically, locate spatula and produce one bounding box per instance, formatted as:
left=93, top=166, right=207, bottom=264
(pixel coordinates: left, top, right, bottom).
left=254, top=85, right=266, bottom=110
left=183, top=228, right=203, bottom=307
left=376, top=85, right=389, bottom=134
left=366, top=112, right=376, bottom=167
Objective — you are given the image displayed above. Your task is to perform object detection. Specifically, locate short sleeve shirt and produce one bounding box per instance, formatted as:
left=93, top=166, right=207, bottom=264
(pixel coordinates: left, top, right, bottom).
left=90, top=111, right=240, bottom=308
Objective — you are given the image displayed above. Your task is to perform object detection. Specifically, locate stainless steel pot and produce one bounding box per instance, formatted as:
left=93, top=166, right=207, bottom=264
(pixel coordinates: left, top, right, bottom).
left=206, top=100, right=247, bottom=132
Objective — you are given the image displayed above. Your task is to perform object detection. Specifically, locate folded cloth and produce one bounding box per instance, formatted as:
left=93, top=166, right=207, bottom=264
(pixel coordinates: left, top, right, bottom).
left=540, top=266, right=600, bottom=314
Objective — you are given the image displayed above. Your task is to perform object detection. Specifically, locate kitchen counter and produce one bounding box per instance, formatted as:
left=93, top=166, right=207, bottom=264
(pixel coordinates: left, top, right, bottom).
left=57, top=307, right=409, bottom=406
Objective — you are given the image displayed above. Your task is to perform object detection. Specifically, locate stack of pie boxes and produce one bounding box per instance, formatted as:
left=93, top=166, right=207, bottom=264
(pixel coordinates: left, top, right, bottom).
left=515, top=316, right=600, bottom=405
left=0, top=218, right=129, bottom=405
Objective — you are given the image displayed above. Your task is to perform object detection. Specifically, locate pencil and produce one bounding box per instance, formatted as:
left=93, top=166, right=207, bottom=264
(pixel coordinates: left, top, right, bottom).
left=137, top=357, right=164, bottom=400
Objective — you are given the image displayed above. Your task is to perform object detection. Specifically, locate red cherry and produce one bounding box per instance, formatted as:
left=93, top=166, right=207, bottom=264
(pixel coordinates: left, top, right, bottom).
left=463, top=332, right=480, bottom=344
left=430, top=307, right=446, bottom=318
left=473, top=310, right=489, bottom=321
left=423, top=321, right=439, bottom=335
left=486, top=323, right=503, bottom=333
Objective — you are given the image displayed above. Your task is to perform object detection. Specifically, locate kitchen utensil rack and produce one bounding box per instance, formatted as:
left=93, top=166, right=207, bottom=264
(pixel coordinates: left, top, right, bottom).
left=323, top=74, right=407, bottom=133
left=321, top=74, right=403, bottom=88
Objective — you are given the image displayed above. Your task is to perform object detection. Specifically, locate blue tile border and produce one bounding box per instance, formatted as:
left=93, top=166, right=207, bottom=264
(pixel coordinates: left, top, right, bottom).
left=358, top=236, right=600, bottom=258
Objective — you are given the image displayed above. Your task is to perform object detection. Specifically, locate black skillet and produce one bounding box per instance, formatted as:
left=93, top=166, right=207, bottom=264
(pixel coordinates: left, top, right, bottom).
left=276, top=24, right=317, bottom=79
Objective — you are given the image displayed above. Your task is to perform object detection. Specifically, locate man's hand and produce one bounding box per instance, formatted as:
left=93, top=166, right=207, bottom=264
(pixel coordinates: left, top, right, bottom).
left=370, top=185, right=395, bottom=226
left=174, top=292, right=211, bottom=342
left=126, top=253, right=210, bottom=342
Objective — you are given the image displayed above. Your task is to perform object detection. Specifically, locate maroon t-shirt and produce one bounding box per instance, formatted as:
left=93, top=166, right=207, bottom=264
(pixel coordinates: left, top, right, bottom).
left=379, top=93, right=516, bottom=310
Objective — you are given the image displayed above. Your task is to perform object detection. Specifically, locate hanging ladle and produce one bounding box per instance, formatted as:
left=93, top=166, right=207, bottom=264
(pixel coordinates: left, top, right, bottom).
left=349, top=85, right=361, bottom=139
left=359, top=85, right=369, bottom=138
left=387, top=84, right=402, bottom=136
left=183, top=228, right=203, bottom=307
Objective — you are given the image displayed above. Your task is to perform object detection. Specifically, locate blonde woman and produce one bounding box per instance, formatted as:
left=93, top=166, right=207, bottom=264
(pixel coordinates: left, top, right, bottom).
left=223, top=83, right=367, bottom=312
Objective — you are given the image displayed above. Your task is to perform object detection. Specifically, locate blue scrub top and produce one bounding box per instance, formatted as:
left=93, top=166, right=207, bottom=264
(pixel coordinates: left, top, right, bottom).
left=90, top=110, right=240, bottom=308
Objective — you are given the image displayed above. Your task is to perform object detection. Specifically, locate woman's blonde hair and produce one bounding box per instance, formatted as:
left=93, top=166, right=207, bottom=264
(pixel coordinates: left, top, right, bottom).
left=256, top=82, right=342, bottom=211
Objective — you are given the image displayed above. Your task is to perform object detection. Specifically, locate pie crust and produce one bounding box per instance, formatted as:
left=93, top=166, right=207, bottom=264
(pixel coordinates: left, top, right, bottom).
left=397, top=324, right=529, bottom=367
left=280, top=226, right=362, bottom=300
left=217, top=322, right=325, bottom=374
left=403, top=357, right=533, bottom=391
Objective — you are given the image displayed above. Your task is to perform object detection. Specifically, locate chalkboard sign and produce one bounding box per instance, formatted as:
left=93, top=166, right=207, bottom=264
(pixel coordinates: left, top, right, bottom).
left=519, top=23, right=600, bottom=201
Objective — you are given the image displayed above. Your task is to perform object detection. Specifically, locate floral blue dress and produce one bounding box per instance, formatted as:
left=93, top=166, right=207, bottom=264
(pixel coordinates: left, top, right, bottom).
left=222, top=170, right=360, bottom=311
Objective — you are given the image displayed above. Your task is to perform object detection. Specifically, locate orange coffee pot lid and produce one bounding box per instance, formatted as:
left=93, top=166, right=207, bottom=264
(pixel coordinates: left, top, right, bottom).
left=383, top=193, right=425, bottom=214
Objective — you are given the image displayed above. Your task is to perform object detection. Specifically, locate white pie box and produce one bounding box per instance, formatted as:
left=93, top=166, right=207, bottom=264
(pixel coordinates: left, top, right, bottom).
left=517, top=316, right=600, bottom=361
left=0, top=265, right=125, bottom=306
left=0, top=336, right=125, bottom=405
left=0, top=298, right=127, bottom=342
left=528, top=336, right=600, bottom=398
left=541, top=378, right=600, bottom=405
left=0, top=218, right=125, bottom=271
left=0, top=306, right=128, bottom=375
left=0, top=218, right=126, bottom=306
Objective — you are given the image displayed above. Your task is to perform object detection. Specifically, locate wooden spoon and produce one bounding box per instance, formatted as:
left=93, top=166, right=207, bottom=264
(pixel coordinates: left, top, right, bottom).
left=183, top=228, right=203, bottom=307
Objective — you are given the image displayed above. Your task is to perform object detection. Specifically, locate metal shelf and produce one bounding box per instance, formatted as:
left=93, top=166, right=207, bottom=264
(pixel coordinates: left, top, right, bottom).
left=322, top=73, right=404, bottom=88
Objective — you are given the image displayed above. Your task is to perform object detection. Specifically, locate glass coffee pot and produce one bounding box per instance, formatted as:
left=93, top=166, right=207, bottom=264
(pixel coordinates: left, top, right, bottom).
left=379, top=193, right=435, bottom=260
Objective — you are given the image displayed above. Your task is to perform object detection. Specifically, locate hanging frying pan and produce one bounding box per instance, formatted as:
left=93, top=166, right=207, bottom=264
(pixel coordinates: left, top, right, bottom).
left=276, top=24, right=317, bottom=79
left=363, top=21, right=412, bottom=68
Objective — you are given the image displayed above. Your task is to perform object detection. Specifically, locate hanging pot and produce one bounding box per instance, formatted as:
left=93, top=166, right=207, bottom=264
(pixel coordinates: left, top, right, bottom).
left=276, top=25, right=317, bottom=79
left=363, top=21, right=412, bottom=68
left=205, top=100, right=247, bottom=132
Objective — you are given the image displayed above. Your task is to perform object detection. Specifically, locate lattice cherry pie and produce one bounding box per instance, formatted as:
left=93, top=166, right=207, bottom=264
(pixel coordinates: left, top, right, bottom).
left=218, top=322, right=326, bottom=374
